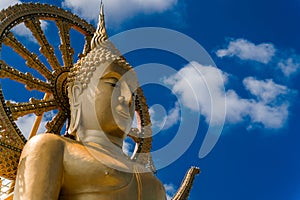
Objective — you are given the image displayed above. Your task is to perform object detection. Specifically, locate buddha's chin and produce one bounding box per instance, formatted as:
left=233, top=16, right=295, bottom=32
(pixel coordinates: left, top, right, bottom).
left=104, top=123, right=129, bottom=138
left=115, top=120, right=132, bottom=135
left=116, top=122, right=130, bottom=134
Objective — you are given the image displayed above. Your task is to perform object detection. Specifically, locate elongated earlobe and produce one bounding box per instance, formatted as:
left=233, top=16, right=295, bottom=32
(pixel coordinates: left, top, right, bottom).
left=68, top=106, right=81, bottom=135
left=72, top=83, right=83, bottom=106
left=68, top=82, right=83, bottom=135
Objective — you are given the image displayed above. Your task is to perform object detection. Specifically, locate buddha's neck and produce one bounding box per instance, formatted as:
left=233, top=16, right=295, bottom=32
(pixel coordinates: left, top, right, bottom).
left=77, top=129, right=124, bottom=150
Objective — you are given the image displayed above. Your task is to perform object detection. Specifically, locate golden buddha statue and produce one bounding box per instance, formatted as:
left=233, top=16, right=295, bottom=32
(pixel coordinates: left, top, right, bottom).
left=12, top=4, right=166, bottom=200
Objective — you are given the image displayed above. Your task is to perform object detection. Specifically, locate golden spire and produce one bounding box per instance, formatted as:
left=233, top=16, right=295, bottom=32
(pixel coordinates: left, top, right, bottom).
left=172, top=167, right=200, bottom=200
left=91, top=0, right=108, bottom=49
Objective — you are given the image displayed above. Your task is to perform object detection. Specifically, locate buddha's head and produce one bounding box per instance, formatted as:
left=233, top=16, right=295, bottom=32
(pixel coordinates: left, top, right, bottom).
left=66, top=3, right=154, bottom=171
left=67, top=4, right=139, bottom=140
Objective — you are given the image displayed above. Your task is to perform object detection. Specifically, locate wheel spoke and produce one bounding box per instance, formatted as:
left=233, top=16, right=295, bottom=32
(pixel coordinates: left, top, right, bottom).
left=56, top=20, right=74, bottom=68
left=24, top=17, right=61, bottom=71
left=81, top=35, right=93, bottom=57
left=0, top=61, right=52, bottom=93
left=3, top=32, right=53, bottom=80
left=27, top=93, right=51, bottom=139
left=6, top=98, right=57, bottom=120
left=0, top=3, right=98, bottom=181
left=46, top=111, right=67, bottom=134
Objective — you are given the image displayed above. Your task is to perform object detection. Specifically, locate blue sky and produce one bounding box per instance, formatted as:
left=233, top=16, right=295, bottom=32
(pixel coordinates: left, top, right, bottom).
left=1, top=0, right=300, bottom=200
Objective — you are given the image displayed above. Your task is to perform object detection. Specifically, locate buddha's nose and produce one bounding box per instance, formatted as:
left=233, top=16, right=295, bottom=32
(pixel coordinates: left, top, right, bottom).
left=120, top=83, right=132, bottom=107
left=118, top=96, right=125, bottom=103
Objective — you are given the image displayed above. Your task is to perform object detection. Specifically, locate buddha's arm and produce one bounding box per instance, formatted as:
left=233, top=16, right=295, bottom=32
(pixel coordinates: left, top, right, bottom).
left=141, top=173, right=167, bottom=200
left=14, top=134, right=64, bottom=200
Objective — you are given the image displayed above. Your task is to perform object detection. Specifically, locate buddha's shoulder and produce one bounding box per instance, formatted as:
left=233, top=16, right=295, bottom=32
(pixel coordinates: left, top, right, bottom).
left=24, top=134, right=78, bottom=152
left=20, top=134, right=68, bottom=158
left=27, top=133, right=69, bottom=145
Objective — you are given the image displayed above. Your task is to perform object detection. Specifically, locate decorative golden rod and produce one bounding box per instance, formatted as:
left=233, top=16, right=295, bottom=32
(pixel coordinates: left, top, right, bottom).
left=28, top=93, right=51, bottom=139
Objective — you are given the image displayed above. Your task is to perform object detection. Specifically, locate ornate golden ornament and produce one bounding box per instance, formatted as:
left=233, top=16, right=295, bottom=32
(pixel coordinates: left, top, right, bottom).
left=0, top=2, right=154, bottom=183
left=0, top=3, right=199, bottom=199
left=0, top=4, right=94, bottom=184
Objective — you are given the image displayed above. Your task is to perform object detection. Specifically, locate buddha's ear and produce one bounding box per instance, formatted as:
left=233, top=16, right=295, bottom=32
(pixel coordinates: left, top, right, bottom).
left=68, top=81, right=82, bottom=135
left=72, top=81, right=83, bottom=107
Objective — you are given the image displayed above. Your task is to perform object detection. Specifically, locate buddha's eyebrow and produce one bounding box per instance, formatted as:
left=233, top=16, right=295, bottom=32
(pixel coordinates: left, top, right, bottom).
left=100, top=72, right=122, bottom=80
left=100, top=71, right=137, bottom=92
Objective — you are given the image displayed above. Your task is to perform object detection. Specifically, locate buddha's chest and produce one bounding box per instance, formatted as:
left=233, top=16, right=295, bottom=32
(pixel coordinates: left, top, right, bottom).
left=62, top=143, right=134, bottom=193
left=60, top=143, right=166, bottom=199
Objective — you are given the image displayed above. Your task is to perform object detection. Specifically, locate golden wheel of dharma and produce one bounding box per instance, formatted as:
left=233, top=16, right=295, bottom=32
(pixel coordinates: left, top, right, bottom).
left=0, top=3, right=155, bottom=184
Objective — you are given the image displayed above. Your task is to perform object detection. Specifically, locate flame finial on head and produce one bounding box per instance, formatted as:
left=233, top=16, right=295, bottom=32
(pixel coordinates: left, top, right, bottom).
left=91, top=1, right=108, bottom=49
left=68, top=0, right=130, bottom=90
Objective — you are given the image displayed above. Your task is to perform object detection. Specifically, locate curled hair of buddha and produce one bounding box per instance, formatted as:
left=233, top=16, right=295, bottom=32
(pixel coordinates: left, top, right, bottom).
left=67, top=48, right=133, bottom=90
left=67, top=3, right=132, bottom=90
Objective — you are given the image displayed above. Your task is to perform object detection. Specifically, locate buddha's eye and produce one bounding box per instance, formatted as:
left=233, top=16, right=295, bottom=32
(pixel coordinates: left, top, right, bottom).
left=108, top=82, right=120, bottom=88
left=104, top=79, right=120, bottom=88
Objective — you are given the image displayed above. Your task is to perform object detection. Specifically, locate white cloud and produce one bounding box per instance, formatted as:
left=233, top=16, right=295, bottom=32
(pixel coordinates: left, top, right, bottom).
left=278, top=57, right=300, bottom=77
left=164, top=61, right=227, bottom=125
left=0, top=0, right=20, bottom=10
left=62, top=0, right=99, bottom=23
left=149, top=102, right=180, bottom=133
left=216, top=38, right=300, bottom=77
left=122, top=139, right=133, bottom=156
left=16, top=114, right=47, bottom=138
left=149, top=105, right=165, bottom=133
left=249, top=102, right=289, bottom=129
left=163, top=102, right=180, bottom=130
left=216, top=38, right=276, bottom=64
left=243, top=77, right=291, bottom=128
left=243, top=77, right=288, bottom=103
left=62, top=0, right=178, bottom=24
left=0, top=1, right=49, bottom=43
left=16, top=111, right=55, bottom=139
left=165, top=62, right=293, bottom=129
left=164, top=183, right=176, bottom=200
left=11, top=21, right=48, bottom=44
left=225, top=90, right=252, bottom=123
left=226, top=77, right=292, bottom=129
left=225, top=90, right=289, bottom=129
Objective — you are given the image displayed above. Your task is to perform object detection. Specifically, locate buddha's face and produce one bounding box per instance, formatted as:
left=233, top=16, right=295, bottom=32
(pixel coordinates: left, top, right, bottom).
left=94, top=63, right=137, bottom=138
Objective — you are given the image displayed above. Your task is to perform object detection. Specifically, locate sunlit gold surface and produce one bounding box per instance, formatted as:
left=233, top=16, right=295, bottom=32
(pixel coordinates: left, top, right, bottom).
left=13, top=8, right=166, bottom=196
left=0, top=3, right=199, bottom=200
left=14, top=134, right=166, bottom=199
left=172, top=167, right=200, bottom=200
left=0, top=3, right=95, bottom=182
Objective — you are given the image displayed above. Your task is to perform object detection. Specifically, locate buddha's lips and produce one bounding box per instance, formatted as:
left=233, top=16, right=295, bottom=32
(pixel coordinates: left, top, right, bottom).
left=117, top=111, right=131, bottom=119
